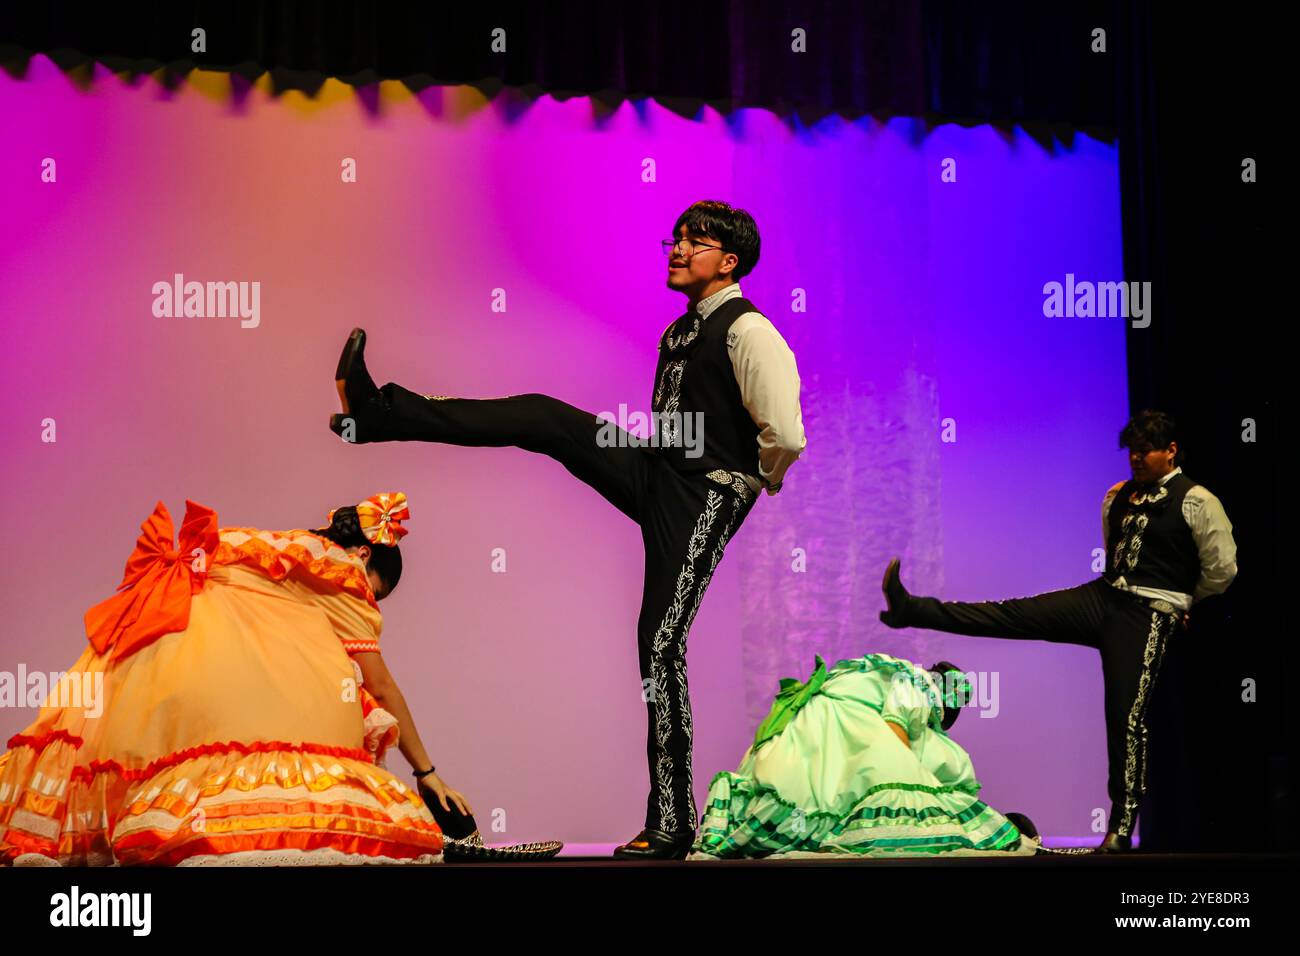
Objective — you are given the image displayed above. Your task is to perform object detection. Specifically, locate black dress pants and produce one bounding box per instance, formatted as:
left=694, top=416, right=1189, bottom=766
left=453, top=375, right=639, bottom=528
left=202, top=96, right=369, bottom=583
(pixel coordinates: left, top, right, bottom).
left=902, top=577, right=1182, bottom=837
left=374, top=382, right=758, bottom=834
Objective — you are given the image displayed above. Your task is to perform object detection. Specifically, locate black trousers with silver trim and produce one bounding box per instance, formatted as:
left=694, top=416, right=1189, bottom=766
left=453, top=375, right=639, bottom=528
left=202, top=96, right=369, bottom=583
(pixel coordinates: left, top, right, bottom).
left=377, top=382, right=758, bottom=835
left=901, top=577, right=1182, bottom=837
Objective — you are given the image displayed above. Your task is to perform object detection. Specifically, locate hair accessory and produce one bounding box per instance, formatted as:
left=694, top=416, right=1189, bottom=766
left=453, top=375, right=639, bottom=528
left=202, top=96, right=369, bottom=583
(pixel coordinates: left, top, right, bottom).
left=935, top=667, right=973, bottom=711
left=327, top=492, right=410, bottom=546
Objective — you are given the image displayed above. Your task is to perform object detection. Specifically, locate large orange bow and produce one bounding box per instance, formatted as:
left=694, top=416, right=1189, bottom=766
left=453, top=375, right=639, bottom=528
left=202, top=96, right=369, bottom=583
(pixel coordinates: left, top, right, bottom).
left=357, top=492, right=409, bottom=546
left=84, top=500, right=219, bottom=661
left=327, top=492, right=410, bottom=547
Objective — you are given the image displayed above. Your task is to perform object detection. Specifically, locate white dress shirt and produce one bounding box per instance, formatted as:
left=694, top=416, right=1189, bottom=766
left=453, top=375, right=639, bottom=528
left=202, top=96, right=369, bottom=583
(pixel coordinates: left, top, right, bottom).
left=1102, top=466, right=1238, bottom=610
left=665, top=283, right=807, bottom=496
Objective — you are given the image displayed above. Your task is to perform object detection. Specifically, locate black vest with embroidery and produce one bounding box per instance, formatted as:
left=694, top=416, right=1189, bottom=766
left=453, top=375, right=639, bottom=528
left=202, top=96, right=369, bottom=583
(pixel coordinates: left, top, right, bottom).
left=649, top=295, right=763, bottom=478
left=1103, top=472, right=1200, bottom=593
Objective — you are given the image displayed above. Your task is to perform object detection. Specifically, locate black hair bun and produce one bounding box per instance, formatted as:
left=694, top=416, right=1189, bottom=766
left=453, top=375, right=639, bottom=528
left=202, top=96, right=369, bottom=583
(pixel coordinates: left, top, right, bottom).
left=312, top=505, right=367, bottom=550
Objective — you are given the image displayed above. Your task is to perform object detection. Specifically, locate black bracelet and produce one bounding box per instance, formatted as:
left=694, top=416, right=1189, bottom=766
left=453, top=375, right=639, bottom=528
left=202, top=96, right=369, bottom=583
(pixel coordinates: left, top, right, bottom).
left=413, top=766, right=436, bottom=779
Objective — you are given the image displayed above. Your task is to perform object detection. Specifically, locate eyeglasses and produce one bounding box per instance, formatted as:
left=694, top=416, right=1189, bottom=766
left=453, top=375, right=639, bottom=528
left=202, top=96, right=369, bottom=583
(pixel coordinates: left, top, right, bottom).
left=662, top=238, right=725, bottom=258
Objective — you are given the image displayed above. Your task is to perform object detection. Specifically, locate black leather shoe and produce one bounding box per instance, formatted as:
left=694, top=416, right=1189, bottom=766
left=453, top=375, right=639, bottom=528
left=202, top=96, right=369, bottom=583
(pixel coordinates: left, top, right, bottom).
left=612, top=828, right=695, bottom=861
left=1093, top=832, right=1133, bottom=854
left=879, top=557, right=912, bottom=628
left=335, top=327, right=380, bottom=413
left=330, top=328, right=389, bottom=443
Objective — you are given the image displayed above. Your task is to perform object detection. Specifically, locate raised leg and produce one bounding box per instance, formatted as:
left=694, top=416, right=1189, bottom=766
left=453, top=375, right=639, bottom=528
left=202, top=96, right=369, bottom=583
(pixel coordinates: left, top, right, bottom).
left=890, top=575, right=1109, bottom=648
left=363, top=383, right=653, bottom=522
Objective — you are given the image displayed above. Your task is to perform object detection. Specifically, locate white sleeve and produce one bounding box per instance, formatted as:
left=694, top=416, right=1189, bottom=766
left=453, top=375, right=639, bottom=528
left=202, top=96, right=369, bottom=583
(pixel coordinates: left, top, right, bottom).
left=1183, top=487, right=1238, bottom=602
left=726, top=313, right=807, bottom=495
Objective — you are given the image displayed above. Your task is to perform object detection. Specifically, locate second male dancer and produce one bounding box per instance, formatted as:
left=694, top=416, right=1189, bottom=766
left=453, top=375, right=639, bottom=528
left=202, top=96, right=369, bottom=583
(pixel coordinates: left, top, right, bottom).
left=879, top=411, right=1237, bottom=852
left=328, top=200, right=806, bottom=859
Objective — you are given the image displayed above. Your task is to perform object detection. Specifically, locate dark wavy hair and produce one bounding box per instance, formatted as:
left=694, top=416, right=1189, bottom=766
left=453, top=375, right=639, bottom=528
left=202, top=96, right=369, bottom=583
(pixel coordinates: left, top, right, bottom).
left=309, top=505, right=403, bottom=599
left=1120, top=409, right=1181, bottom=466
left=672, top=200, right=761, bottom=280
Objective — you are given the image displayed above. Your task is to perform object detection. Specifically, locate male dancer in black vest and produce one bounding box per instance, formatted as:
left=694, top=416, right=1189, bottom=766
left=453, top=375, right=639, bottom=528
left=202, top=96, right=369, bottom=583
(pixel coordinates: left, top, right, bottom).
left=879, top=410, right=1236, bottom=852
left=328, top=201, right=806, bottom=859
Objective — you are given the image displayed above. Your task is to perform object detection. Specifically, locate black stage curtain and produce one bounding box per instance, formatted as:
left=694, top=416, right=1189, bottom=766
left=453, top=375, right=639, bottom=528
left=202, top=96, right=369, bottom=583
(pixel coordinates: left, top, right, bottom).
left=1117, top=7, right=1282, bottom=851
left=1, top=0, right=1116, bottom=128
left=1, top=1, right=1282, bottom=851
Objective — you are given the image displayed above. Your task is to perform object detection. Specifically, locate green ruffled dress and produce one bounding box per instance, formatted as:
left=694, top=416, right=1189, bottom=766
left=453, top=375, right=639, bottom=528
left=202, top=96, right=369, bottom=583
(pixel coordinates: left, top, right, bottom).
left=690, top=654, right=1034, bottom=859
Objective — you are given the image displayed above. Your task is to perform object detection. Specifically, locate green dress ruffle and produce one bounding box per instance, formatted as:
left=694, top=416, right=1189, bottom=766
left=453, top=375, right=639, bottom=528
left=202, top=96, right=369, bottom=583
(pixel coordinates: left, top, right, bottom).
left=691, top=654, right=1033, bottom=859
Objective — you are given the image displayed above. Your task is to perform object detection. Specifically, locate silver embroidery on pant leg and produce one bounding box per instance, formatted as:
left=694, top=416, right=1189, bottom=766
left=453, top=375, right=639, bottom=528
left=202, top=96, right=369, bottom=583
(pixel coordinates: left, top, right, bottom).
left=672, top=494, right=746, bottom=830
left=1117, top=608, right=1176, bottom=835
left=649, top=490, right=722, bottom=833
left=672, top=656, right=694, bottom=830
left=649, top=655, right=674, bottom=830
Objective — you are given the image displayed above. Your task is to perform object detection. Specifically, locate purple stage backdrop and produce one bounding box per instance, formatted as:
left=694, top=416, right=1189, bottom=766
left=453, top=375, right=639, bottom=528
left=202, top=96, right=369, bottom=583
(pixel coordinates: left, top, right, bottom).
left=0, top=56, right=1128, bottom=844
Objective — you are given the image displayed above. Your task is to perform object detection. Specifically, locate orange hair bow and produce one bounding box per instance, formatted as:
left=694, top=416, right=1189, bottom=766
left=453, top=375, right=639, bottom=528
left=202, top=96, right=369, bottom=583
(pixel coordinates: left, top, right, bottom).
left=327, top=492, right=410, bottom=547
left=84, top=500, right=219, bottom=661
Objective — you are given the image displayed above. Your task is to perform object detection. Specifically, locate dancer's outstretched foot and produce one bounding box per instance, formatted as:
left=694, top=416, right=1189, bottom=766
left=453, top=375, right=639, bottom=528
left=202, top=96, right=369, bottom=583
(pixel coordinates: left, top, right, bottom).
left=329, top=327, right=389, bottom=444
left=879, top=557, right=912, bottom=628
left=335, top=327, right=380, bottom=413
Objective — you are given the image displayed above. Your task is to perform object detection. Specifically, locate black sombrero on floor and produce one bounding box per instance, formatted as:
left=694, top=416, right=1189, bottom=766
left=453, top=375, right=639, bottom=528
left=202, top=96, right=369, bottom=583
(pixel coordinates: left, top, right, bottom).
left=422, top=791, right=563, bottom=862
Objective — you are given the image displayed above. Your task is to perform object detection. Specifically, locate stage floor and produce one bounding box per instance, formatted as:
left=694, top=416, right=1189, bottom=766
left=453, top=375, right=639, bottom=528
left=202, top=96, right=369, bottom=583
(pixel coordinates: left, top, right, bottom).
left=465, top=844, right=1296, bottom=866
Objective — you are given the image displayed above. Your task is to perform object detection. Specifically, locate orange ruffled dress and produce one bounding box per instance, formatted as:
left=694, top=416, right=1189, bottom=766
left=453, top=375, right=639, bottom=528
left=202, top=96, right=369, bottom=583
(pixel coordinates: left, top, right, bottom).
left=0, top=500, right=443, bottom=866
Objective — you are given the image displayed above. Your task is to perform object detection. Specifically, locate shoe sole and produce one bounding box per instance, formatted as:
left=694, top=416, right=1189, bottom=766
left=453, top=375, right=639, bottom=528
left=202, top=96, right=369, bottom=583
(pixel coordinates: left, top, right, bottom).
left=882, top=557, right=900, bottom=595
left=879, top=557, right=906, bottom=626
left=612, top=843, right=693, bottom=861
left=334, top=327, right=366, bottom=414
